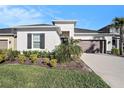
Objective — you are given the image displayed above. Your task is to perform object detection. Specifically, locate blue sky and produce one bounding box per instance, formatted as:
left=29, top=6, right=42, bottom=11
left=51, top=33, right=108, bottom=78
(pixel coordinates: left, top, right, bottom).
left=0, top=5, right=124, bottom=30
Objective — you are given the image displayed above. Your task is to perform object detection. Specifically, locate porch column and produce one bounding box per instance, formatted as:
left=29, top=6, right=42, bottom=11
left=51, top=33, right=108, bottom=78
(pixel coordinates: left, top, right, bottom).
left=116, top=39, right=119, bottom=49
left=102, top=41, right=104, bottom=53
left=100, top=40, right=105, bottom=53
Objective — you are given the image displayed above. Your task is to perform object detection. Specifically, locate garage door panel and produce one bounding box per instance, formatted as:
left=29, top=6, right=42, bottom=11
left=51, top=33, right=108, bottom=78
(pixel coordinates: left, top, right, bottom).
left=0, top=40, right=8, bottom=49
left=79, top=40, right=101, bottom=53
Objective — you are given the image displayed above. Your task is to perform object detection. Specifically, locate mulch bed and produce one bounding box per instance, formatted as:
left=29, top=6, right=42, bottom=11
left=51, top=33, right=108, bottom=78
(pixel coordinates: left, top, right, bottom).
left=2, top=58, right=92, bottom=72
left=56, top=59, right=92, bottom=72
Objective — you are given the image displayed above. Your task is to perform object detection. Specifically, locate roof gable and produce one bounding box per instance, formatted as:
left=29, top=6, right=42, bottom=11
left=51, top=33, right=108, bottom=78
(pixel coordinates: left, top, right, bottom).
left=74, top=28, right=98, bottom=33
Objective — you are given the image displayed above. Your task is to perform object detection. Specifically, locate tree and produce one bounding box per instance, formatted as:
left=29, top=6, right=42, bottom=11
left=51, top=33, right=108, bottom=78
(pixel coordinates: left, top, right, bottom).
left=111, top=17, right=124, bottom=55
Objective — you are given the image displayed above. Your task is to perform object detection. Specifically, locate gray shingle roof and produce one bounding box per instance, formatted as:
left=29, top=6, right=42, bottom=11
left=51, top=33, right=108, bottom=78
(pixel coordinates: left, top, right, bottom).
left=20, top=24, right=53, bottom=26
left=74, top=28, right=98, bottom=33
left=0, top=28, right=12, bottom=33
left=0, top=24, right=55, bottom=35
left=98, top=25, right=111, bottom=33
left=0, top=28, right=17, bottom=35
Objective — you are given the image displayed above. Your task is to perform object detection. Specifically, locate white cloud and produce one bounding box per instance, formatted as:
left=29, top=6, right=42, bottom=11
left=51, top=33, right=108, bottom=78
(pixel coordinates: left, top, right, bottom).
left=0, top=6, right=62, bottom=28
left=37, top=6, right=63, bottom=20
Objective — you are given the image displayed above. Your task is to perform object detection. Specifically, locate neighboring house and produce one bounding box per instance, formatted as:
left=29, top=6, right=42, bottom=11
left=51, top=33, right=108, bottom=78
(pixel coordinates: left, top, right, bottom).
left=0, top=20, right=120, bottom=53
left=98, top=25, right=122, bottom=50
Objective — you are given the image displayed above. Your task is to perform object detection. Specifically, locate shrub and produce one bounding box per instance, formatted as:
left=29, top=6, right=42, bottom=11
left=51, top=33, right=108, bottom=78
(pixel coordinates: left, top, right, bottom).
left=0, top=49, right=6, bottom=63
left=29, top=54, right=38, bottom=63
left=53, top=38, right=83, bottom=63
left=49, top=59, right=57, bottom=68
left=6, top=49, right=20, bottom=61
left=31, top=51, right=41, bottom=58
left=12, top=50, right=20, bottom=58
left=54, top=44, right=70, bottom=63
left=49, top=52, right=55, bottom=60
left=111, top=48, right=120, bottom=55
left=18, top=54, right=26, bottom=64
left=41, top=51, right=50, bottom=58
left=23, top=51, right=42, bottom=58
left=0, top=54, right=5, bottom=63
left=23, top=51, right=32, bottom=57
left=43, top=58, right=50, bottom=65
left=38, top=51, right=43, bottom=58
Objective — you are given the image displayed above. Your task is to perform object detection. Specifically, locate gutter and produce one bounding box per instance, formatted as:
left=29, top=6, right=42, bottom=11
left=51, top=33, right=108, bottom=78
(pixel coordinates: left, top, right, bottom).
left=74, top=33, right=116, bottom=36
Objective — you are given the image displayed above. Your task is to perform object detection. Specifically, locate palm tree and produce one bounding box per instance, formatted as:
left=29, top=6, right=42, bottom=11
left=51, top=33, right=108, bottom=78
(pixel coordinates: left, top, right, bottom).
left=111, top=17, right=124, bottom=55
left=53, top=38, right=83, bottom=63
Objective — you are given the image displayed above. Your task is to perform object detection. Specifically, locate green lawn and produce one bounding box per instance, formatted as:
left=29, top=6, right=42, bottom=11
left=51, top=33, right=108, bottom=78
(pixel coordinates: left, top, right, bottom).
left=0, top=64, right=110, bottom=88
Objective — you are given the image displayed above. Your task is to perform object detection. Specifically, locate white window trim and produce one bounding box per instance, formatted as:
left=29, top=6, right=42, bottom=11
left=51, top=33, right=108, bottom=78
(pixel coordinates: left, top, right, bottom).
left=32, top=34, right=40, bottom=50
left=28, top=33, right=45, bottom=50
left=27, top=33, right=45, bottom=51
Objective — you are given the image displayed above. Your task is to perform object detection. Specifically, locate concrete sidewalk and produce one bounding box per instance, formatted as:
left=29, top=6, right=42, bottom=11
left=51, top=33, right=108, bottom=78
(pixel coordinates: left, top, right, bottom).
left=81, top=53, right=124, bottom=88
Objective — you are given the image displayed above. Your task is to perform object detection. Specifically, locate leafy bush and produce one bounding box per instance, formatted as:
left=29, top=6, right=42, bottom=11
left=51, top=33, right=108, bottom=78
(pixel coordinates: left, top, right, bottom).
left=50, top=54, right=54, bottom=59
left=43, top=58, right=50, bottom=65
left=0, top=49, right=20, bottom=62
left=23, top=50, right=51, bottom=58
left=49, top=59, right=57, bottom=68
left=49, top=52, right=55, bottom=60
left=6, top=49, right=20, bottom=61
left=111, top=48, right=120, bottom=55
left=29, top=54, right=38, bottom=63
left=31, top=51, right=41, bottom=58
left=0, top=49, right=7, bottom=62
left=53, top=38, right=83, bottom=63
left=18, top=54, right=26, bottom=64
left=37, top=51, right=43, bottom=58
left=0, top=54, right=5, bottom=63
left=23, top=51, right=32, bottom=57
left=23, top=51, right=43, bottom=58
left=41, top=51, right=50, bottom=58
left=12, top=50, right=20, bottom=58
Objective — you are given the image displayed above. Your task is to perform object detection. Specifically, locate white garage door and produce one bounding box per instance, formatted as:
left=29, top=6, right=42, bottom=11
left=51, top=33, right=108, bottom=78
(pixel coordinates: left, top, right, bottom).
left=0, top=40, right=8, bottom=49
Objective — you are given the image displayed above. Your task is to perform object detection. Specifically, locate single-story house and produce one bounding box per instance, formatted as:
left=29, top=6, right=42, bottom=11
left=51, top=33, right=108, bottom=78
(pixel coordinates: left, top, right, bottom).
left=0, top=20, right=121, bottom=53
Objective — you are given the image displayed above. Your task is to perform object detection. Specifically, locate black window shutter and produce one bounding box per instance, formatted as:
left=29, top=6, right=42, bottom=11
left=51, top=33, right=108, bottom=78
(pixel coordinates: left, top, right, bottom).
left=40, top=34, right=45, bottom=49
left=27, top=33, right=32, bottom=49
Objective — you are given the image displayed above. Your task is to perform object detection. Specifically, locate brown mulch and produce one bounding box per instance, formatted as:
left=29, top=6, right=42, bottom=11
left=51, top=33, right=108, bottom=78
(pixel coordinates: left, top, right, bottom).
left=2, top=58, right=92, bottom=72
left=56, top=59, right=92, bottom=72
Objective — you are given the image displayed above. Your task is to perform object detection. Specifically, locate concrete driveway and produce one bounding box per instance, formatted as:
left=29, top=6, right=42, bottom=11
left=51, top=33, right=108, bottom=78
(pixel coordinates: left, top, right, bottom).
left=81, top=53, right=124, bottom=88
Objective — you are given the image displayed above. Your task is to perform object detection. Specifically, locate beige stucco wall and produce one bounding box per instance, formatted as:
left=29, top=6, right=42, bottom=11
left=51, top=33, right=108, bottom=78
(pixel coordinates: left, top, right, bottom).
left=0, top=35, right=17, bottom=50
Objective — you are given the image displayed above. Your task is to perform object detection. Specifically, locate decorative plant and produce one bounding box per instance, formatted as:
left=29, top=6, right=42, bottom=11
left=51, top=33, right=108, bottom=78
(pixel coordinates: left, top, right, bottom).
left=49, top=59, right=57, bottom=68
left=6, top=49, right=20, bottom=61
left=0, top=53, right=5, bottom=63
left=111, top=48, right=120, bottom=55
left=49, top=52, right=55, bottom=60
left=29, top=54, right=38, bottom=63
left=41, top=51, right=50, bottom=58
left=18, top=54, right=26, bottom=64
left=43, top=58, right=50, bottom=65
left=31, top=51, right=41, bottom=58
left=53, top=38, right=83, bottom=63
left=23, top=51, right=32, bottom=57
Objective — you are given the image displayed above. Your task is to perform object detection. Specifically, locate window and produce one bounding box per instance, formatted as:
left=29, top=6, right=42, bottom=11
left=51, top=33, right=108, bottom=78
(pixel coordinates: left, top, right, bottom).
left=33, top=34, right=40, bottom=48
left=62, top=31, right=70, bottom=37
left=27, top=33, right=45, bottom=49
